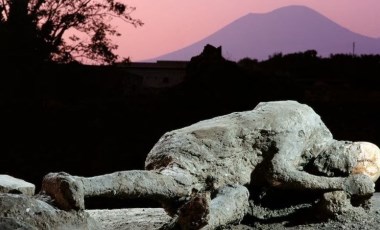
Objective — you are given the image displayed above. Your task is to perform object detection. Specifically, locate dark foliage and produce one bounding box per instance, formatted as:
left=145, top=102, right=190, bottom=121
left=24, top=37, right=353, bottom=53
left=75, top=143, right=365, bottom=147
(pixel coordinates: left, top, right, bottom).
left=0, top=0, right=142, bottom=64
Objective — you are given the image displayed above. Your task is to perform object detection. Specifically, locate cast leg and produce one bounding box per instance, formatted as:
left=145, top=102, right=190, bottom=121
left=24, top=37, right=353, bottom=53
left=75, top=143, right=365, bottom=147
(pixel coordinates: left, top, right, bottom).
left=41, top=170, right=192, bottom=211
left=176, top=185, right=249, bottom=230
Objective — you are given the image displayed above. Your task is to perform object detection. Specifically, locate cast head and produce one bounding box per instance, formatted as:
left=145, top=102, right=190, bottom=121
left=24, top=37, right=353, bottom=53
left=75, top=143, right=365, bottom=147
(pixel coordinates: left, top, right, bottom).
left=311, top=141, right=380, bottom=182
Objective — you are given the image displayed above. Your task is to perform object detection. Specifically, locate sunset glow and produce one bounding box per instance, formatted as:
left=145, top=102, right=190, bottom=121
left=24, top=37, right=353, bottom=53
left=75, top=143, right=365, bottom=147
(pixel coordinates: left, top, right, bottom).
left=116, top=1, right=380, bottom=61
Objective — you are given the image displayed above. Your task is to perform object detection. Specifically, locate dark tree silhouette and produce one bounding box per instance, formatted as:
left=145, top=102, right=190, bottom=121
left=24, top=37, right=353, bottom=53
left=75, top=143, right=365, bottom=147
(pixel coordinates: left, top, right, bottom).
left=0, top=0, right=142, bottom=64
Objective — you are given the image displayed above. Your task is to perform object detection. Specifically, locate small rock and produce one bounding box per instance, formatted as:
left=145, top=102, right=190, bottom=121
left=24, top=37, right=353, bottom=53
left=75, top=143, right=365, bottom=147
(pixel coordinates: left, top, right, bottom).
left=0, top=193, right=101, bottom=229
left=0, top=175, right=35, bottom=196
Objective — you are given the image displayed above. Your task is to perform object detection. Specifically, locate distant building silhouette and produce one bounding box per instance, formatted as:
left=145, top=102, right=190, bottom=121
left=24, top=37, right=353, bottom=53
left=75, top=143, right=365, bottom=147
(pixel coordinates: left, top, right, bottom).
left=117, top=61, right=188, bottom=89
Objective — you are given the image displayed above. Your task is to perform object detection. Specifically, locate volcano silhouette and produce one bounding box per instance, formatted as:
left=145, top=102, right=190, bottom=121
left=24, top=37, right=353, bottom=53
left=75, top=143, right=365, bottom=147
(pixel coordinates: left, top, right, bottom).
left=150, top=5, right=380, bottom=61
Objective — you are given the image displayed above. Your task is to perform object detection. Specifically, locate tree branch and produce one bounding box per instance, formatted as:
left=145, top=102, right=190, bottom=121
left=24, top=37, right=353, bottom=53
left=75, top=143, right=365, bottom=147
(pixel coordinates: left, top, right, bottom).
left=31, top=0, right=46, bottom=16
left=1, top=0, right=9, bottom=19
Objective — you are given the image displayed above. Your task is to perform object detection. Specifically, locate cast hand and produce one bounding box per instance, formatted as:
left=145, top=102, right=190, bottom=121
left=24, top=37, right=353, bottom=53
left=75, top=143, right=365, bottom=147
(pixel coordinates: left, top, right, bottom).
left=344, top=174, right=375, bottom=196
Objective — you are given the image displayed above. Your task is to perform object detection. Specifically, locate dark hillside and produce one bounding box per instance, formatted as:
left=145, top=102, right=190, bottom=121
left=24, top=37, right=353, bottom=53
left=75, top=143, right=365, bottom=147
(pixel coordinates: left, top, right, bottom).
left=1, top=46, right=380, bottom=195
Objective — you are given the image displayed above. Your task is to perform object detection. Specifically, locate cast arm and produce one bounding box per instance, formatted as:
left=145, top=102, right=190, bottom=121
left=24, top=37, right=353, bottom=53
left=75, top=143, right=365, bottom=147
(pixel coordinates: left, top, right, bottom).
left=268, top=150, right=345, bottom=191
left=266, top=139, right=374, bottom=196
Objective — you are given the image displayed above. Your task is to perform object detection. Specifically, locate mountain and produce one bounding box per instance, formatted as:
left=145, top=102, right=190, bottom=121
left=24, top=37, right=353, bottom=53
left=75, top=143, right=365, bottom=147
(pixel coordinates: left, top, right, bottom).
left=150, top=5, right=380, bottom=61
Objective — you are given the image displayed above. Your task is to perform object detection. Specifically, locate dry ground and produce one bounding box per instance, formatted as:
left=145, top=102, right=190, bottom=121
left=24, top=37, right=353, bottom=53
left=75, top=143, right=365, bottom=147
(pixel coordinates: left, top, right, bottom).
left=86, top=193, right=380, bottom=230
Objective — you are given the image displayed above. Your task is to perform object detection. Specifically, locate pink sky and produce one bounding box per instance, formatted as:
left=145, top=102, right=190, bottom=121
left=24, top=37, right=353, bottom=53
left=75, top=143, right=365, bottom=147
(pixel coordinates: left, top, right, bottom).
left=114, top=0, right=380, bottom=61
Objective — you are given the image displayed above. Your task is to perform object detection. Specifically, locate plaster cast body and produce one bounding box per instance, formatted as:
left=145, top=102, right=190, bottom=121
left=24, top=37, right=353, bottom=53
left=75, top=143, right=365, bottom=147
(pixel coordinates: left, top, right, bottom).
left=42, top=101, right=379, bottom=229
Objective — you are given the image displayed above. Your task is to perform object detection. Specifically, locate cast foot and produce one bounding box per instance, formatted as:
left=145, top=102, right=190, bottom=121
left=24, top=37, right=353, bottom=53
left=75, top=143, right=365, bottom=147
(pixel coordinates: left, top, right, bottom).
left=41, top=172, right=84, bottom=211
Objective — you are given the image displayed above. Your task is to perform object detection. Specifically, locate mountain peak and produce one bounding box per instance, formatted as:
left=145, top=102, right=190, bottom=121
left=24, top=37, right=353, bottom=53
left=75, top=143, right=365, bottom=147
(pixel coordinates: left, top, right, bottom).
left=243, top=5, right=316, bottom=17
left=271, top=5, right=317, bottom=12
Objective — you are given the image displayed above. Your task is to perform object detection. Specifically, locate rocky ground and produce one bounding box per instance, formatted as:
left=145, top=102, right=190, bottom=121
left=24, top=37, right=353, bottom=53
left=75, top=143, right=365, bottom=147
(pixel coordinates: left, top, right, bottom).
left=86, top=193, right=380, bottom=230
left=87, top=208, right=171, bottom=230
left=2, top=174, right=380, bottom=229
